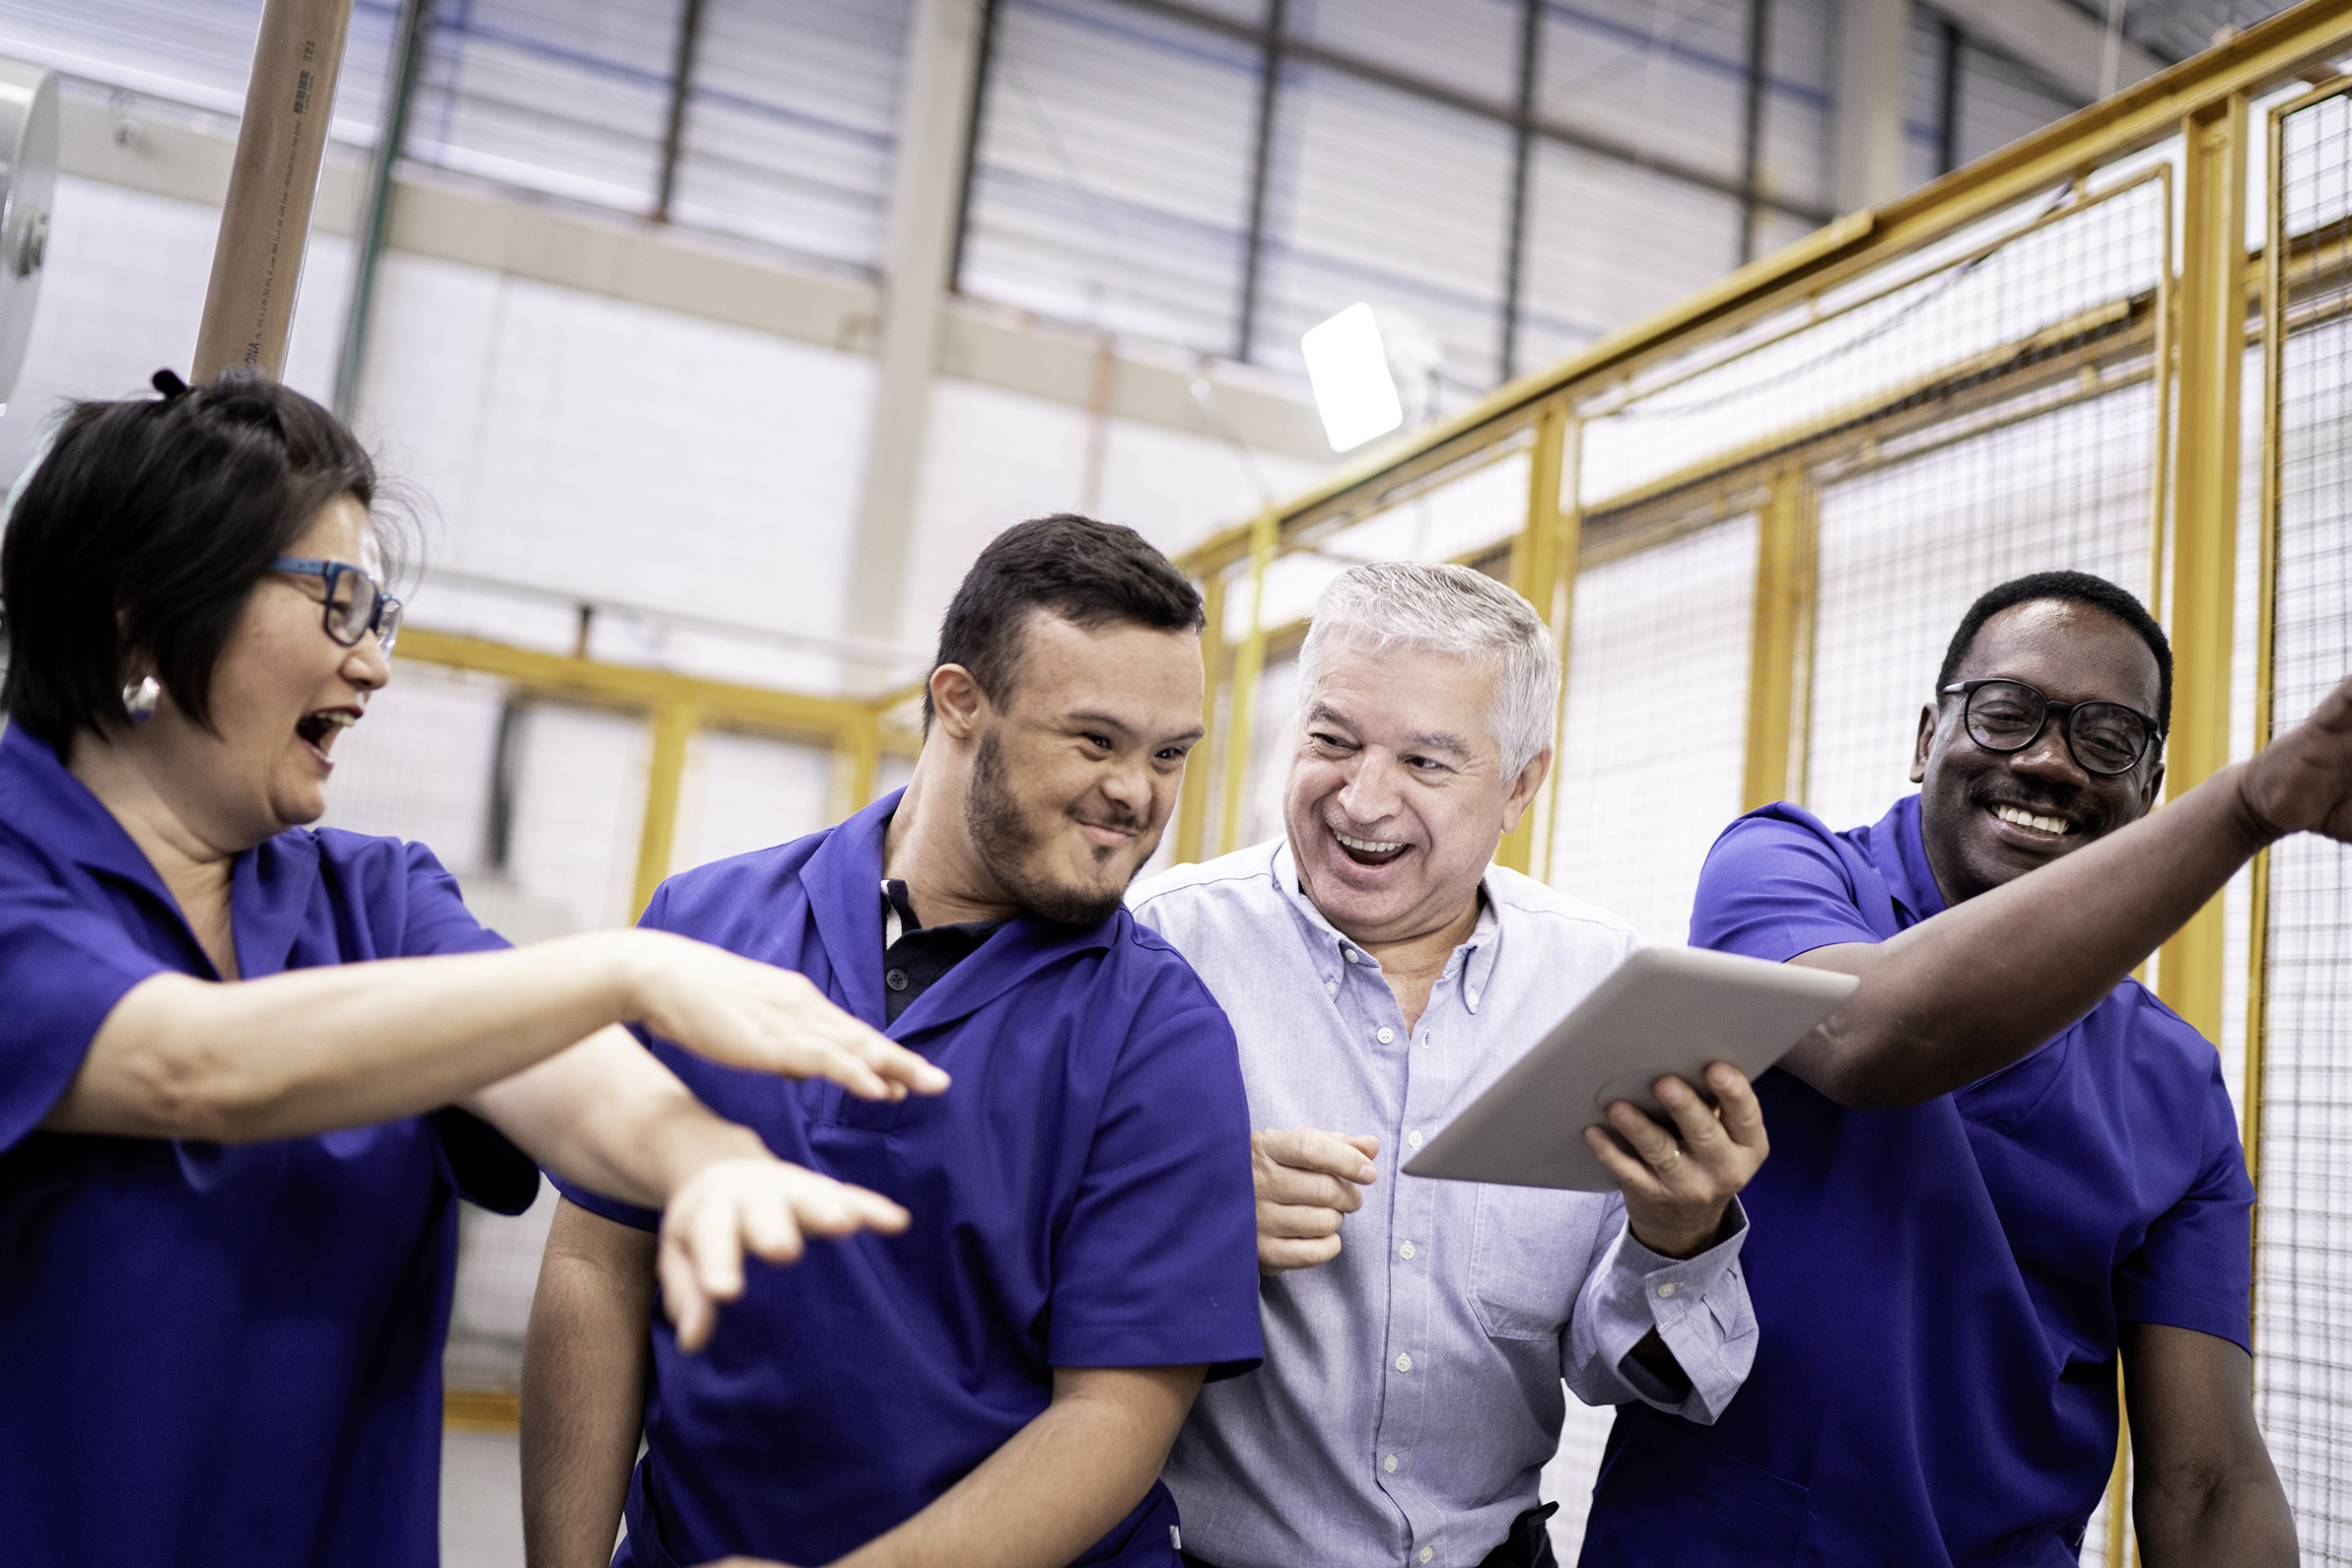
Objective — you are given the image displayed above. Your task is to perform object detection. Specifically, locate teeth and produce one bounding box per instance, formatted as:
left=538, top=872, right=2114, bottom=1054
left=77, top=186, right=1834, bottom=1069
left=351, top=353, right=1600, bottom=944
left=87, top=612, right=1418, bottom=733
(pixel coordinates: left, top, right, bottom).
left=1993, top=804, right=2074, bottom=836
left=1336, top=831, right=1404, bottom=853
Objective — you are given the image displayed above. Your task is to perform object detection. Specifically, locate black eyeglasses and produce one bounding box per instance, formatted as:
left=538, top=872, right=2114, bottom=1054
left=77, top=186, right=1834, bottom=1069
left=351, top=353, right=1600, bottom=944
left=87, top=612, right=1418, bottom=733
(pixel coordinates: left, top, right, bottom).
left=1939, top=678, right=2158, bottom=777
left=269, top=556, right=402, bottom=655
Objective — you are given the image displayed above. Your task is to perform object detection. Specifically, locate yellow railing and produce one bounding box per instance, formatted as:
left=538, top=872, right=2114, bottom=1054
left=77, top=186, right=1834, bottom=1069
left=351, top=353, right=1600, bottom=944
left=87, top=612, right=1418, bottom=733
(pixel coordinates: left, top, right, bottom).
left=390, top=628, right=923, bottom=919
left=1162, top=3, right=2352, bottom=1556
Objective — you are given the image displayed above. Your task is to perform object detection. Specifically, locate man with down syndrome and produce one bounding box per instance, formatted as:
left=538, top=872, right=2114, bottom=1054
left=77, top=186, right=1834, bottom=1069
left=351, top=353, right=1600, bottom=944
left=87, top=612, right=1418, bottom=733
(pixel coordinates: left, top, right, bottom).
left=520, top=515, right=1263, bottom=1568
left=1581, top=571, right=2352, bottom=1564
left=1130, top=562, right=1766, bottom=1568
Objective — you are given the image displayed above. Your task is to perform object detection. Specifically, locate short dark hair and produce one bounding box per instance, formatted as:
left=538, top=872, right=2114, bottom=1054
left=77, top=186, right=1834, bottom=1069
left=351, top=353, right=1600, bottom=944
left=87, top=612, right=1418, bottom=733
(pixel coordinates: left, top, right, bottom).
left=925, top=513, right=1205, bottom=727
left=1, top=370, right=380, bottom=747
left=1937, top=570, right=2172, bottom=735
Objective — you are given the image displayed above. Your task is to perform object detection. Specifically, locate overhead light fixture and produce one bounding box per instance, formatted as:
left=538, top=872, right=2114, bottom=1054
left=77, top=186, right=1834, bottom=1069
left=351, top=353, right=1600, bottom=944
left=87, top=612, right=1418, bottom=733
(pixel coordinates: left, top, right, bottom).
left=1301, top=303, right=1442, bottom=453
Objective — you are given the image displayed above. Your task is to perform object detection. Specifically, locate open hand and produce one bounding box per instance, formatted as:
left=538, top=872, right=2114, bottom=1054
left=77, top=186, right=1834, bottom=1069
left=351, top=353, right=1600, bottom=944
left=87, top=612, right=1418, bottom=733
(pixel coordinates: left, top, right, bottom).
left=629, top=931, right=949, bottom=1102
left=1253, top=1128, right=1380, bottom=1274
left=1584, top=1063, right=1766, bottom=1259
left=2242, top=670, right=2352, bottom=844
left=660, top=1156, right=909, bottom=1351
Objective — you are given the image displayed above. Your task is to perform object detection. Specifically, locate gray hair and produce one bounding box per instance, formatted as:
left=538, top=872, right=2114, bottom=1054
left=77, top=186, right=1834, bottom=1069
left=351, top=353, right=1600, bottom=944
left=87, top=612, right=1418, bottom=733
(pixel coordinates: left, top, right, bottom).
left=1294, top=561, right=1559, bottom=776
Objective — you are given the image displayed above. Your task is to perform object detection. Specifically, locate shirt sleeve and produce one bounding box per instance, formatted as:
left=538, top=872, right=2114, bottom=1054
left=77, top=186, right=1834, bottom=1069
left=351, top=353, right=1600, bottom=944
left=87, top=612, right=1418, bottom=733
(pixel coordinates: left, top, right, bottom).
left=1690, top=813, right=1884, bottom=961
left=1564, top=1196, right=1758, bottom=1423
left=547, top=879, right=672, bottom=1231
left=1045, top=985, right=1265, bottom=1381
left=395, top=840, right=512, bottom=958
left=390, top=840, right=542, bottom=1215
left=0, top=850, right=172, bottom=1155
left=2111, top=1057, right=2255, bottom=1352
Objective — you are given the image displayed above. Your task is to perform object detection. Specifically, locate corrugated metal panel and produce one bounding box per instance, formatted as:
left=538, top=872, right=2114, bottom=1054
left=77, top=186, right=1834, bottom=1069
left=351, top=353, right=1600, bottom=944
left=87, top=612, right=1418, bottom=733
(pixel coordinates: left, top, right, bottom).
left=1902, top=12, right=1949, bottom=191
left=407, top=0, right=679, bottom=212
left=0, top=0, right=394, bottom=139
left=1518, top=142, right=1742, bottom=367
left=1259, top=60, right=1514, bottom=388
left=1539, top=0, right=1751, bottom=187
left=1954, top=40, right=2078, bottom=170
left=960, top=0, right=1258, bottom=351
left=1289, top=0, right=1522, bottom=104
left=1756, top=0, right=1831, bottom=213
left=669, top=0, right=909, bottom=275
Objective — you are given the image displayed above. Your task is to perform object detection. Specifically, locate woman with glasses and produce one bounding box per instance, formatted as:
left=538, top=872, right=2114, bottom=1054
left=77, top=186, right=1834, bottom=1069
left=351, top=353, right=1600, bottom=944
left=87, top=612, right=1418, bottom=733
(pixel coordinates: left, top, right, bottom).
left=0, top=371, right=946, bottom=1565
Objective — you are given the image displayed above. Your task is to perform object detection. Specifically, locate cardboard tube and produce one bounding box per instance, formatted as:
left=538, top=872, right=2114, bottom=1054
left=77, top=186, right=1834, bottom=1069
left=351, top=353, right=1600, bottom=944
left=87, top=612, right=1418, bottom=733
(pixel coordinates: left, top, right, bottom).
left=191, top=0, right=354, bottom=381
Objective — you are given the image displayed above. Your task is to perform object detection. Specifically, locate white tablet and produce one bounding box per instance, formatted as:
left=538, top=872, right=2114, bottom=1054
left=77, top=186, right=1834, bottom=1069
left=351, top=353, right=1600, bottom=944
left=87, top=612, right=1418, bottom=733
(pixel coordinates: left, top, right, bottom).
left=1402, top=945, right=1858, bottom=1192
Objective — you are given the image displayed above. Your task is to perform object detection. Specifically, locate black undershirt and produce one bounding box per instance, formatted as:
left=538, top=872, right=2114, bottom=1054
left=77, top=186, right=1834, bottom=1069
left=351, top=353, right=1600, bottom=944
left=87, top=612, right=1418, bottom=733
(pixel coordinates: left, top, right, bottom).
left=880, top=878, right=1005, bottom=1024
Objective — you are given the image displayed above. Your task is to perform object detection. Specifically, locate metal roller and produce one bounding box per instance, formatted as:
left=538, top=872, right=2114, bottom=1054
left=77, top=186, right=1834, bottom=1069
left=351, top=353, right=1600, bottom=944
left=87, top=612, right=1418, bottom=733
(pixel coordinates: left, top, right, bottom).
left=0, top=57, right=56, bottom=408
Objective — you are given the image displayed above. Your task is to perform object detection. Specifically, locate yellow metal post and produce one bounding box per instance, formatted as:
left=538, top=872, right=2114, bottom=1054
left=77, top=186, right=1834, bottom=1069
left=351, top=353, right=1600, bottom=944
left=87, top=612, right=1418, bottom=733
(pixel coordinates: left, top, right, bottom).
left=835, top=708, right=883, bottom=822
left=633, top=699, right=697, bottom=920
left=1742, top=465, right=1817, bottom=812
left=1501, top=402, right=1571, bottom=875
left=2156, top=94, right=2248, bottom=1044
left=1538, top=419, right=1585, bottom=888
left=1175, top=569, right=1227, bottom=865
left=1217, top=510, right=1280, bottom=856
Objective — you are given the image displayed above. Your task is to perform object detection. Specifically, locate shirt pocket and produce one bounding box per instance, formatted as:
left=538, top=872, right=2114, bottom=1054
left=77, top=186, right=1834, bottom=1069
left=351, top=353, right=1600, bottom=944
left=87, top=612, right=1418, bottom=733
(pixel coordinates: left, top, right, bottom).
left=1469, top=1183, right=1597, bottom=1341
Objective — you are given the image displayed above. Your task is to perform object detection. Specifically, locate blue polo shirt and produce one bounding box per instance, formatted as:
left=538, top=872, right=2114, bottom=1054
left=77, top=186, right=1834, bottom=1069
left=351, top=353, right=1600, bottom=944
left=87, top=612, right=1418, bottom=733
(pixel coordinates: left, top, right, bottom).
left=1581, top=795, right=2253, bottom=1567
left=559, top=789, right=1263, bottom=1568
left=0, top=722, right=539, bottom=1568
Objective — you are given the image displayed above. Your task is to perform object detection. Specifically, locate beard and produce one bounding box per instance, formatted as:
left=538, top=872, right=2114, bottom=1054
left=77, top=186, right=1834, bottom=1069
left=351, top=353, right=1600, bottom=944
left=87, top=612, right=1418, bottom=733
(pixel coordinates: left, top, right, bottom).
left=963, top=730, right=1139, bottom=926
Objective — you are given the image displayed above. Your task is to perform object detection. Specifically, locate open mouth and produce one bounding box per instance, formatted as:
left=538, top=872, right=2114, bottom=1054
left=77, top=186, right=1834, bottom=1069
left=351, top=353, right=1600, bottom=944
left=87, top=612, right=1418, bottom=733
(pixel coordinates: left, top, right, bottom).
left=1987, top=801, right=2077, bottom=840
left=296, top=709, right=357, bottom=764
left=1334, top=828, right=1410, bottom=867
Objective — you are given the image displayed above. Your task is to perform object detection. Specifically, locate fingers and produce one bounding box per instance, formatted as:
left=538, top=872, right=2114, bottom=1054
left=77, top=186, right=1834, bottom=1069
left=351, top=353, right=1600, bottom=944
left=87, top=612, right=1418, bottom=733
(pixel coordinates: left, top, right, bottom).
left=781, top=986, right=946, bottom=1102
left=1652, top=1073, right=1730, bottom=1157
left=1255, top=1127, right=1379, bottom=1186
left=657, top=1229, right=715, bottom=1353
left=1257, top=1161, right=1367, bottom=1213
left=1584, top=1125, right=1668, bottom=1203
left=1260, top=1232, right=1344, bottom=1274
left=1704, top=1063, right=1767, bottom=1151
left=658, top=1160, right=913, bottom=1353
left=1260, top=1199, right=1348, bottom=1241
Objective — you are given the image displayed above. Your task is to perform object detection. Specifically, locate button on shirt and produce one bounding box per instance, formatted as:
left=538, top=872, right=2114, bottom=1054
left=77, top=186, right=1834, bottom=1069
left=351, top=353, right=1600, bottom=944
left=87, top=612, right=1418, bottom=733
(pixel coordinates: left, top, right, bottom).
left=1131, top=841, right=1756, bottom=1568
left=0, top=722, right=539, bottom=1568
left=557, top=791, right=1264, bottom=1568
left=1581, top=796, right=2256, bottom=1566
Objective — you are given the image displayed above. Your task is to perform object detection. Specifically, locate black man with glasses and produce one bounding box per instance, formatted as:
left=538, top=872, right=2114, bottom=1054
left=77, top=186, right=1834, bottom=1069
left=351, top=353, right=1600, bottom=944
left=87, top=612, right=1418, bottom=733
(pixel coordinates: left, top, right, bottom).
left=1577, top=571, right=2352, bottom=1567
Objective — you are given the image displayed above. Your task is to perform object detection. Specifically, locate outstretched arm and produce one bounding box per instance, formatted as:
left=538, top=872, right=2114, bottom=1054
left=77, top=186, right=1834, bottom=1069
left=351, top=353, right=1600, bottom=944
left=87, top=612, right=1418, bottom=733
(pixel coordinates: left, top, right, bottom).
left=1782, top=671, right=2352, bottom=1108
left=473, top=1029, right=910, bottom=1349
left=43, top=926, right=944, bottom=1143
left=2122, top=1323, right=2296, bottom=1567
left=523, top=1199, right=657, bottom=1568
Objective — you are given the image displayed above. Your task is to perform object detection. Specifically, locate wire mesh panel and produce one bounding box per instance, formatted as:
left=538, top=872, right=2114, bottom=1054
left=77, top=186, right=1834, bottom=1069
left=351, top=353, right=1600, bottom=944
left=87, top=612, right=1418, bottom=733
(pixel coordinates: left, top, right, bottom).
left=1805, top=382, right=2158, bottom=833
left=1548, top=513, right=1758, bottom=945
left=1538, top=512, right=1757, bottom=1557
left=320, top=661, right=656, bottom=1392
left=1579, top=174, right=2170, bottom=506
left=2253, top=84, right=2352, bottom=1562
left=673, top=727, right=839, bottom=874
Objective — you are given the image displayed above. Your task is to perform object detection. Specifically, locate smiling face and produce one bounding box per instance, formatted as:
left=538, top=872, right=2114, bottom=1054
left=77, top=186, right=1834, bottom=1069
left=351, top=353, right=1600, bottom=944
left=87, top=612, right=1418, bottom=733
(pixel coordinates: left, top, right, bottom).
left=132, top=494, right=392, bottom=849
left=1911, top=597, right=2165, bottom=906
left=960, top=611, right=1204, bottom=924
left=1282, top=638, right=1548, bottom=946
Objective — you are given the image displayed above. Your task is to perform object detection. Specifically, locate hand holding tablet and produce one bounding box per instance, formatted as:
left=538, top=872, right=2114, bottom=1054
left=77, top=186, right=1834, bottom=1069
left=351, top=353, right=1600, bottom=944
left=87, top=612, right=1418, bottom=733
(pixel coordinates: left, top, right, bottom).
left=1404, top=945, right=1857, bottom=1194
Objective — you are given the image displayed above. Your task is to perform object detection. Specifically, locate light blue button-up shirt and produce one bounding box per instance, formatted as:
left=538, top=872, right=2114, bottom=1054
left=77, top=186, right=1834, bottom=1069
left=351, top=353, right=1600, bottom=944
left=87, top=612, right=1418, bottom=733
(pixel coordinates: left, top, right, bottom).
left=1132, top=840, right=1756, bottom=1568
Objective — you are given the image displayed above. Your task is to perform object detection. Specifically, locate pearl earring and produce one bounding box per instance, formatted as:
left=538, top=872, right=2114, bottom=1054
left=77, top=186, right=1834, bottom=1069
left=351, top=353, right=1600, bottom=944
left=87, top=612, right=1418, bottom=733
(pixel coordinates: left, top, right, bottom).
left=121, top=675, right=161, bottom=722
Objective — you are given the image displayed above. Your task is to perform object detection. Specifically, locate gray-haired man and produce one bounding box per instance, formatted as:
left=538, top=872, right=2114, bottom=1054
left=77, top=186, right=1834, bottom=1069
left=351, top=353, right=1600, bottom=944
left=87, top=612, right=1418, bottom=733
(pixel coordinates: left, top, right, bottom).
left=1129, top=563, right=1765, bottom=1568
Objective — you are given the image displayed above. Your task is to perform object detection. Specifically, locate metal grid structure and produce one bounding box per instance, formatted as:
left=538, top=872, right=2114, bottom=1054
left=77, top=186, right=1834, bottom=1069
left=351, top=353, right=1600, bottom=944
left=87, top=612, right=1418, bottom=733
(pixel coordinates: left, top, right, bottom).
left=317, top=633, right=919, bottom=1398
left=2252, top=74, right=2352, bottom=1559
left=1170, top=8, right=2352, bottom=1555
